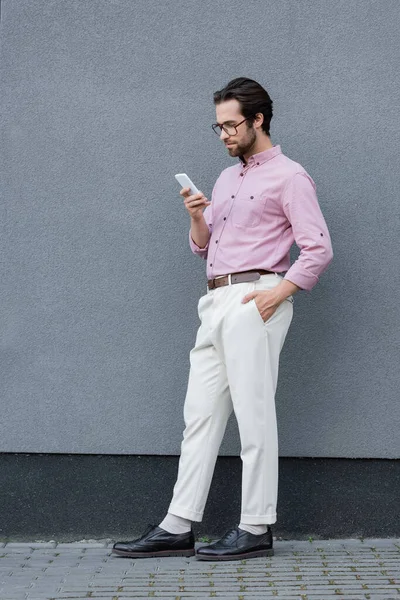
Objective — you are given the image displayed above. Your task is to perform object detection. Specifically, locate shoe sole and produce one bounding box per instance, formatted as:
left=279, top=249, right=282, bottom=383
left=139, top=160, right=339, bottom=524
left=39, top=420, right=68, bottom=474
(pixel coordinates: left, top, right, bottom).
left=196, top=548, right=274, bottom=561
left=112, top=548, right=195, bottom=558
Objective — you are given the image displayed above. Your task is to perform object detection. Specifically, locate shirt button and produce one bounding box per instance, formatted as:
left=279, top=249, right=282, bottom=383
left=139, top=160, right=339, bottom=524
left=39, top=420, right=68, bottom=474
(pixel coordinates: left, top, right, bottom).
left=256, top=162, right=260, bottom=166
left=320, top=233, right=324, bottom=236
left=215, top=240, right=218, bottom=243
left=223, top=217, right=226, bottom=220
left=231, top=195, right=235, bottom=198
left=250, top=196, right=254, bottom=199
left=210, top=263, right=212, bottom=266
left=240, top=173, right=244, bottom=177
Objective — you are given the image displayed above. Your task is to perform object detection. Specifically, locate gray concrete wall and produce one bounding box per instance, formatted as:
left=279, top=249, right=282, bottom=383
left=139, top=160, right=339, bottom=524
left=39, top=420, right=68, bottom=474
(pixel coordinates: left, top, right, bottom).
left=1, top=0, right=399, bottom=458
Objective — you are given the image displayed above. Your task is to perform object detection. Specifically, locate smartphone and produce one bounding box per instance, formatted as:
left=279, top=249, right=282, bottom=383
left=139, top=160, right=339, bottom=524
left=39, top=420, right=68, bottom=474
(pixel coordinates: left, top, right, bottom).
left=175, top=173, right=200, bottom=196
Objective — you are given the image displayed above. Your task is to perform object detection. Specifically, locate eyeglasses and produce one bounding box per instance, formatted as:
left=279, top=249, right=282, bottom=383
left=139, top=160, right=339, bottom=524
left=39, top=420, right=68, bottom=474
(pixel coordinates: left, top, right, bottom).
left=211, top=117, right=252, bottom=136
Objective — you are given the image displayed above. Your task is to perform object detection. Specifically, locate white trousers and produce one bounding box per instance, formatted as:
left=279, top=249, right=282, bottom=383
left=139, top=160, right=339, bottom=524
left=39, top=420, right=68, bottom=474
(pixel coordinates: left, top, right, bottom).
left=168, top=273, right=294, bottom=525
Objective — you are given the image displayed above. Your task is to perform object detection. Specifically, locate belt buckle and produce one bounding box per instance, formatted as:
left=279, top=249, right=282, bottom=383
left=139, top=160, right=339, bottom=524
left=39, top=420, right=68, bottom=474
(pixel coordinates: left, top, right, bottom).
left=209, top=275, right=221, bottom=290
left=210, top=274, right=232, bottom=289
left=215, top=274, right=232, bottom=286
left=211, top=275, right=222, bottom=289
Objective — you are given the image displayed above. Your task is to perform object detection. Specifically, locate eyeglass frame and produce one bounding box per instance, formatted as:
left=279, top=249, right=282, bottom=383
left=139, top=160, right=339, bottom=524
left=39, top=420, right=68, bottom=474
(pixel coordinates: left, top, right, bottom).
left=211, top=117, right=253, bottom=136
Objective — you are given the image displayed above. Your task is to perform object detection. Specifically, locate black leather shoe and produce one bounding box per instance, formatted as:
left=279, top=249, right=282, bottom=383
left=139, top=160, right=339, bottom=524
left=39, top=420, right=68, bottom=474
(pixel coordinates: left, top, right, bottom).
left=196, top=526, right=273, bottom=561
left=112, top=524, right=195, bottom=558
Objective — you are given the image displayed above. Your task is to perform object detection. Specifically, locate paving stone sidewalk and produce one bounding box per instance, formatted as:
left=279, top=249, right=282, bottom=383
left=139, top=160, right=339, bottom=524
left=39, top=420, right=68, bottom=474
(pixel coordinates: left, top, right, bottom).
left=0, top=538, right=399, bottom=600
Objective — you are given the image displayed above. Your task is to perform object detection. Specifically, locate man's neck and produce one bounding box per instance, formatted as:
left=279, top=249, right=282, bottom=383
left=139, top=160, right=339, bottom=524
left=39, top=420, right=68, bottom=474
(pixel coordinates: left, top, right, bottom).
left=242, top=136, right=273, bottom=164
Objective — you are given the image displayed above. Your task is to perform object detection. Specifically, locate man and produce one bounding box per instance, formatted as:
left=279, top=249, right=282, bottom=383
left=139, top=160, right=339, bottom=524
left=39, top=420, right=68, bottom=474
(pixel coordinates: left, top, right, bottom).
left=113, top=77, right=333, bottom=561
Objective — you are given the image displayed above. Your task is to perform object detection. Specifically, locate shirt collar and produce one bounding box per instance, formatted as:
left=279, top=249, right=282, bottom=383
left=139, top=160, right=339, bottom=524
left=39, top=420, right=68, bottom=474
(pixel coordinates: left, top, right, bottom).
left=239, top=144, right=282, bottom=167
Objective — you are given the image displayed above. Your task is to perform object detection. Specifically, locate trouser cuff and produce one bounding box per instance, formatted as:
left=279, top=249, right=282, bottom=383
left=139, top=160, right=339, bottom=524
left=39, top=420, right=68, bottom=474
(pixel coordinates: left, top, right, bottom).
left=168, top=503, right=203, bottom=522
left=240, top=513, right=277, bottom=525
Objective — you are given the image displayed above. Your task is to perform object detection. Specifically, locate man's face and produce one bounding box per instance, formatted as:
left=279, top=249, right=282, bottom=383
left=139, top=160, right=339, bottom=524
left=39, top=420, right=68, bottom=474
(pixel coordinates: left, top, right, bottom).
left=215, top=99, right=257, bottom=158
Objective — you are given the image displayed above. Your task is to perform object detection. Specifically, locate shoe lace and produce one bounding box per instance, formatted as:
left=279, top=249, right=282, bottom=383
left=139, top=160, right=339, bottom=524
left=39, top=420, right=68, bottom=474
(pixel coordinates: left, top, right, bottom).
left=220, top=527, right=239, bottom=543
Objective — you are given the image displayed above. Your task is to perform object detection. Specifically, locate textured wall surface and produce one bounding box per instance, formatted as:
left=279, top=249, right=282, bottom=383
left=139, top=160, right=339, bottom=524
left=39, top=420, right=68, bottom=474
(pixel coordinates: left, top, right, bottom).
left=1, top=455, right=399, bottom=539
left=1, top=0, right=399, bottom=457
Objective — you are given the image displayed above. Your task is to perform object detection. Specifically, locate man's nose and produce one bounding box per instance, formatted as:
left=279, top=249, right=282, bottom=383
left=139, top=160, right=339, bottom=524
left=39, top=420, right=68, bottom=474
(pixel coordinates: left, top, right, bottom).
left=220, top=129, right=229, bottom=141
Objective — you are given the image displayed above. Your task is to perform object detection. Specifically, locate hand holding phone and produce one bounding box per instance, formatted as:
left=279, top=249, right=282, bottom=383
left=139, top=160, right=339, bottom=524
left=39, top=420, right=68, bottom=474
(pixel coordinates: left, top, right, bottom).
left=175, top=173, right=211, bottom=219
left=175, top=173, right=200, bottom=195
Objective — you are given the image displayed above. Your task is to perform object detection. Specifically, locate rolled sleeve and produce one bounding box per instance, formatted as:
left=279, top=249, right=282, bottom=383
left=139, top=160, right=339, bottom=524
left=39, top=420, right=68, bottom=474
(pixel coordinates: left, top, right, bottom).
left=282, top=172, right=333, bottom=291
left=188, top=203, right=212, bottom=258
left=189, top=232, right=210, bottom=257
left=188, top=183, right=216, bottom=258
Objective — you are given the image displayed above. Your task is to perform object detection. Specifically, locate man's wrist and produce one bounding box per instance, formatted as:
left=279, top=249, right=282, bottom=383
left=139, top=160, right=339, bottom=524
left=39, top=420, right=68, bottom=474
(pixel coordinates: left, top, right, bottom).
left=273, top=279, right=300, bottom=303
left=269, top=288, right=285, bottom=306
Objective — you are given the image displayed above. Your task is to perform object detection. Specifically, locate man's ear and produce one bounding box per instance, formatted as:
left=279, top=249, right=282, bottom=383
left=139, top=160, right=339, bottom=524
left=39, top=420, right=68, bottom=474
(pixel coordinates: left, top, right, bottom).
left=254, top=112, right=264, bottom=129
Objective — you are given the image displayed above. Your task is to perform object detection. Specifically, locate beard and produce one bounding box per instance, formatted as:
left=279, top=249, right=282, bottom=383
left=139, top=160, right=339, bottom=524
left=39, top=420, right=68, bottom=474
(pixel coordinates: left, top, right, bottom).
left=226, top=127, right=257, bottom=158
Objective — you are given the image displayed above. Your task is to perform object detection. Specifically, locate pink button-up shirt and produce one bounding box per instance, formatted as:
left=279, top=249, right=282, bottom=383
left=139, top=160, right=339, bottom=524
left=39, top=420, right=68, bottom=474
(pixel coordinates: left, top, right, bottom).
left=189, top=144, right=333, bottom=291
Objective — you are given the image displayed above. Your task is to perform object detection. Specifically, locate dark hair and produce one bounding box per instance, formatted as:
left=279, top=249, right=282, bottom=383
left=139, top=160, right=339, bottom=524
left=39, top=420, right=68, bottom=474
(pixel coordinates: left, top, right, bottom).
left=213, top=77, right=273, bottom=136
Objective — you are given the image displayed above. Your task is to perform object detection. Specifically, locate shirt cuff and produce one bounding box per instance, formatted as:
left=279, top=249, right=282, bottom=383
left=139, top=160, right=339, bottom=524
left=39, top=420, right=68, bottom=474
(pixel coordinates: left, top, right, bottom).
left=283, top=266, right=319, bottom=292
left=189, top=231, right=209, bottom=258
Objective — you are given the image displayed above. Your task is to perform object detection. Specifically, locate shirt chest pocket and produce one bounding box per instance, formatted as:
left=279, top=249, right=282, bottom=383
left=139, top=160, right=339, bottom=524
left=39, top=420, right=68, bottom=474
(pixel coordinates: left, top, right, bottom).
left=231, top=194, right=267, bottom=228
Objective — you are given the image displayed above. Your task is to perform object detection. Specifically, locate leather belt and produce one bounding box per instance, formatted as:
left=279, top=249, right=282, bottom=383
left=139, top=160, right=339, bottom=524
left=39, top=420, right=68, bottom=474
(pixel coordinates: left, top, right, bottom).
left=207, top=269, right=277, bottom=290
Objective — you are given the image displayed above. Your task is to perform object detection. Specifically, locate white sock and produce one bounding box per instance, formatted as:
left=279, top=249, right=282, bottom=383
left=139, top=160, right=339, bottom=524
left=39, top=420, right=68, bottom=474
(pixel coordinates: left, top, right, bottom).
left=159, top=512, right=192, bottom=534
left=239, top=523, right=269, bottom=535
